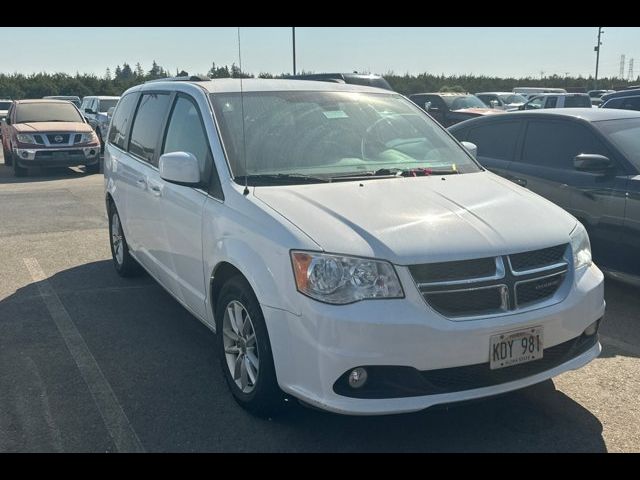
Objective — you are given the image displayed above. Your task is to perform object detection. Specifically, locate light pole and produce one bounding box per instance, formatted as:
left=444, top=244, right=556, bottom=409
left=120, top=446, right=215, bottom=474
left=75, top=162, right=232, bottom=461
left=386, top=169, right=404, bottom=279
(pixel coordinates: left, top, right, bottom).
left=594, top=27, right=603, bottom=89
left=292, top=27, right=297, bottom=75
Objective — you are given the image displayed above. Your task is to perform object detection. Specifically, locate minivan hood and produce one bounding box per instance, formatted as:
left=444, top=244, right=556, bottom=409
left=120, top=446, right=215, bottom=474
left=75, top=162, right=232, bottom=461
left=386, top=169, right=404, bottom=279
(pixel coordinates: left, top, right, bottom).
left=14, top=122, right=92, bottom=133
left=254, top=172, right=577, bottom=265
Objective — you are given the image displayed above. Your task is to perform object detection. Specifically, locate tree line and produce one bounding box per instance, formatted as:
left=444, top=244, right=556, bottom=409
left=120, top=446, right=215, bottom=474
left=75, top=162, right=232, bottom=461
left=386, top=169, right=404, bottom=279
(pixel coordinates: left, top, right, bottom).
left=0, top=60, right=638, bottom=99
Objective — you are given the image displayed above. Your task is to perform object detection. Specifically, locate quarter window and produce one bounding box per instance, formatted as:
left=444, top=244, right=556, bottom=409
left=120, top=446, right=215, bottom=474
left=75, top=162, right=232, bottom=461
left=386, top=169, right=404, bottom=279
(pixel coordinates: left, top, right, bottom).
left=108, top=93, right=138, bottom=150
left=128, top=93, right=171, bottom=163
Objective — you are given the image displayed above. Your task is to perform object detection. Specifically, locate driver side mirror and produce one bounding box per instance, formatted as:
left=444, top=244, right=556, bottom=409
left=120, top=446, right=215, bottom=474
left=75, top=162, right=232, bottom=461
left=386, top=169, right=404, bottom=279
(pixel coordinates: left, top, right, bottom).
left=159, top=151, right=201, bottom=186
left=461, top=141, right=478, bottom=159
left=574, top=154, right=614, bottom=173
left=84, top=108, right=95, bottom=114
left=489, top=100, right=500, bottom=108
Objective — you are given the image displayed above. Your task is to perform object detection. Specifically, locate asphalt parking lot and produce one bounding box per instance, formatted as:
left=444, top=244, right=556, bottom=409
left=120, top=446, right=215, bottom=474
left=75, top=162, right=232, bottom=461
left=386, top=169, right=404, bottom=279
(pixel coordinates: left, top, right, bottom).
left=0, top=152, right=638, bottom=452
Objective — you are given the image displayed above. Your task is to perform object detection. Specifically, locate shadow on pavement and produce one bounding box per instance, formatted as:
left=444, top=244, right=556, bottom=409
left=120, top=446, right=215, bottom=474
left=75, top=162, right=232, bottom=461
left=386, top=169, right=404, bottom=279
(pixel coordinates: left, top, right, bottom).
left=0, top=260, right=607, bottom=452
left=0, top=158, right=101, bottom=185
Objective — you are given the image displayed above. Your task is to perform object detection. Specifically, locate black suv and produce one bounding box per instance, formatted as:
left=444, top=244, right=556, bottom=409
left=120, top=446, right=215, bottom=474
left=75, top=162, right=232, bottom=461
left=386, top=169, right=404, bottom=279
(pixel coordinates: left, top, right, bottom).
left=449, top=108, right=640, bottom=285
left=408, top=93, right=501, bottom=127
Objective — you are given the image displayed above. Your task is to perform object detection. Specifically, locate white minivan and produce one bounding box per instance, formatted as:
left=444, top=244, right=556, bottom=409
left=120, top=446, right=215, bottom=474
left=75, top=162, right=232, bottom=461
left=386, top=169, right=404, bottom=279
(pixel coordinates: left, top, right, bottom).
left=104, top=77, right=604, bottom=416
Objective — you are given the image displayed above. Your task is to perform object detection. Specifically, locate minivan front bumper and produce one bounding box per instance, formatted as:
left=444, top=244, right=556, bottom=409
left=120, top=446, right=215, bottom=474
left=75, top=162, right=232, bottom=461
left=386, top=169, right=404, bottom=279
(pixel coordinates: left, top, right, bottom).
left=262, top=262, right=604, bottom=415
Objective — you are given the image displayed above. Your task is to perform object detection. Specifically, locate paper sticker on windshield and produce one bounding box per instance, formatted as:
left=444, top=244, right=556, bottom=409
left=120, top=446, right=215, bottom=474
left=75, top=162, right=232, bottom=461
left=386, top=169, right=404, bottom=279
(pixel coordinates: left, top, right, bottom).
left=323, top=110, right=349, bottom=119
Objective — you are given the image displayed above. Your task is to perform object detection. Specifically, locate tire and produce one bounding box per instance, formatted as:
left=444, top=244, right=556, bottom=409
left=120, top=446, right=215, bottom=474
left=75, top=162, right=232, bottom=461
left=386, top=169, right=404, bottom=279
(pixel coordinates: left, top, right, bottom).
left=108, top=202, right=142, bottom=277
left=85, top=162, right=100, bottom=174
left=216, top=275, right=287, bottom=417
left=13, top=159, right=27, bottom=177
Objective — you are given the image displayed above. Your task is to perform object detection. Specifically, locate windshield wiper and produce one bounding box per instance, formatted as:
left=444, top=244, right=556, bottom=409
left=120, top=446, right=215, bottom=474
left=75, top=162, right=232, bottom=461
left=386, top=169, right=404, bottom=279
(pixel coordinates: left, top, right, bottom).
left=331, top=166, right=460, bottom=181
left=237, top=173, right=330, bottom=185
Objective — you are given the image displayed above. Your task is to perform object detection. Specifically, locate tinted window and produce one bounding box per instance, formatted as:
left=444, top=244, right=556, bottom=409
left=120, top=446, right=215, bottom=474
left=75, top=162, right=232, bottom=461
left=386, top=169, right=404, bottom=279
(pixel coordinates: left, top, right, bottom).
left=522, top=121, right=609, bottom=169
left=545, top=96, right=558, bottom=108
left=128, top=93, right=171, bottom=163
left=467, top=122, right=521, bottom=161
left=15, top=102, right=83, bottom=123
left=108, top=93, right=138, bottom=150
left=565, top=95, right=592, bottom=108
left=98, top=99, right=119, bottom=112
left=603, top=98, right=623, bottom=109
left=621, top=97, right=640, bottom=111
left=595, top=118, right=640, bottom=168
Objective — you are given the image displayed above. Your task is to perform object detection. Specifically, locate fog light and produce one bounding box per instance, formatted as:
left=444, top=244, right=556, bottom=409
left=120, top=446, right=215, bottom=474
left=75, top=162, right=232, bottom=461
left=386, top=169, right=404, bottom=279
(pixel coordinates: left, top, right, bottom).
left=584, top=320, right=600, bottom=336
left=89, top=149, right=96, bottom=156
left=22, top=151, right=28, bottom=158
left=348, top=367, right=368, bottom=389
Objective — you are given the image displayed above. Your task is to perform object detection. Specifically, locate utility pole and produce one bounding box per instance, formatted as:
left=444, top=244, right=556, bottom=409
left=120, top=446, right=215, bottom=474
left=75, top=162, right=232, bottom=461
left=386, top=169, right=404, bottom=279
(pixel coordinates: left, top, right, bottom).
left=620, top=54, right=626, bottom=79
left=292, top=27, right=297, bottom=75
left=628, top=58, right=634, bottom=81
left=594, top=27, right=603, bottom=89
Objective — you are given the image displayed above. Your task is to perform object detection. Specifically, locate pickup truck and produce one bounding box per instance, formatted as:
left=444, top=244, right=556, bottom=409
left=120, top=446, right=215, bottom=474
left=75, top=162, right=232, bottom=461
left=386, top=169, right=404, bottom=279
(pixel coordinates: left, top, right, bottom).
left=408, top=93, right=503, bottom=127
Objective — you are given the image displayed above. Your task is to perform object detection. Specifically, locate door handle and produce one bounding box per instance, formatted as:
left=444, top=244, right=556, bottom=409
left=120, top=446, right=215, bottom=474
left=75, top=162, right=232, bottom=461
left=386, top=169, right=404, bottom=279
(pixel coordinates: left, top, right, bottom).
left=149, top=184, right=163, bottom=197
left=136, top=178, right=147, bottom=190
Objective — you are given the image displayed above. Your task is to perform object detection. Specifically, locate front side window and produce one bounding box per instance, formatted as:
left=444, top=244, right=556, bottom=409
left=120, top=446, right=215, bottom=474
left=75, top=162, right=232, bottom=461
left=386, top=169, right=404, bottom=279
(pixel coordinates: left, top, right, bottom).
left=522, top=121, right=610, bottom=169
left=211, top=90, right=480, bottom=185
left=15, top=102, right=83, bottom=123
left=565, top=95, right=592, bottom=108
left=108, top=93, right=138, bottom=150
left=546, top=96, right=558, bottom=108
left=128, top=93, right=171, bottom=163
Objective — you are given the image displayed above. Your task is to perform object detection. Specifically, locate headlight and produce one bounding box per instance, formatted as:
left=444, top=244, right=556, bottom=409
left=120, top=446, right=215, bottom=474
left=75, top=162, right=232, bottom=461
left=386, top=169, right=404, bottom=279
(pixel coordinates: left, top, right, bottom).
left=291, top=251, right=404, bottom=304
left=16, top=133, right=37, bottom=144
left=569, top=222, right=592, bottom=270
left=78, top=132, right=98, bottom=143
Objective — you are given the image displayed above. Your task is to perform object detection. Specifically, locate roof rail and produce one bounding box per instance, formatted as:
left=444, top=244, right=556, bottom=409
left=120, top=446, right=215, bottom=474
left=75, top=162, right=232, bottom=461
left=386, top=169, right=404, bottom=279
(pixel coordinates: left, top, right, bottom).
left=145, top=75, right=210, bottom=84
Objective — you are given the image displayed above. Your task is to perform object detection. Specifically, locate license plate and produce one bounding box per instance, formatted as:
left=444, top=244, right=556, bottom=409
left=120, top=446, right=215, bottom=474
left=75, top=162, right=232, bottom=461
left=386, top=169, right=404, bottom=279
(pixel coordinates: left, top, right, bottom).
left=51, top=151, right=66, bottom=159
left=490, top=326, right=543, bottom=370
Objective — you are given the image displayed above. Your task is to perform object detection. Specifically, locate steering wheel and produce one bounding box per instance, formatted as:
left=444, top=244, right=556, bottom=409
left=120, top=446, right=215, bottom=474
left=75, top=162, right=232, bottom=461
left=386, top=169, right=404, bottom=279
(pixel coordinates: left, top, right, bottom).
left=360, top=113, right=419, bottom=161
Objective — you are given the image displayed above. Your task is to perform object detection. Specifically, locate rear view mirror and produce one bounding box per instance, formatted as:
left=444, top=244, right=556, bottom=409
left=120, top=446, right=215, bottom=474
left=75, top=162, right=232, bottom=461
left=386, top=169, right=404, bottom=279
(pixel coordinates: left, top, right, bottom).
left=159, top=151, right=201, bottom=186
left=461, top=141, right=478, bottom=159
left=574, top=153, right=614, bottom=173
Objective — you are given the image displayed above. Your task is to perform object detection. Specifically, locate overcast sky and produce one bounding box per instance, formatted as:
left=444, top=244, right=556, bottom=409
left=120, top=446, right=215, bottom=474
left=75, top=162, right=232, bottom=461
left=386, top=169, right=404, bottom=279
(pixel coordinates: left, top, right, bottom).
left=2, top=27, right=638, bottom=79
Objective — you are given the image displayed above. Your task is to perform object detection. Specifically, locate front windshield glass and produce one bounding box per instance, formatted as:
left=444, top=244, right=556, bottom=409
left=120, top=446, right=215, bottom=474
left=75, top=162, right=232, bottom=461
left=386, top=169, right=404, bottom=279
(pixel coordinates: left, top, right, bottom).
left=16, top=102, right=83, bottom=123
left=499, top=94, right=527, bottom=104
left=444, top=95, right=487, bottom=110
left=210, top=91, right=480, bottom=183
left=595, top=118, right=640, bottom=169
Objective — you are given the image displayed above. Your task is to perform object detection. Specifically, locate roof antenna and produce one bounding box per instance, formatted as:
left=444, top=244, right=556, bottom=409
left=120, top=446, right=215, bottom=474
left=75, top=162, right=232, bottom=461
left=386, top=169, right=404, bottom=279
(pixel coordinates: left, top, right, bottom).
left=237, top=26, right=249, bottom=196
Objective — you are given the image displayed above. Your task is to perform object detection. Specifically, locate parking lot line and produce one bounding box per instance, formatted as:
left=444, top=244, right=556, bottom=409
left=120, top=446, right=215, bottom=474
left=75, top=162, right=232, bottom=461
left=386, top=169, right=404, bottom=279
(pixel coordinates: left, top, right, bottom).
left=23, top=257, right=145, bottom=453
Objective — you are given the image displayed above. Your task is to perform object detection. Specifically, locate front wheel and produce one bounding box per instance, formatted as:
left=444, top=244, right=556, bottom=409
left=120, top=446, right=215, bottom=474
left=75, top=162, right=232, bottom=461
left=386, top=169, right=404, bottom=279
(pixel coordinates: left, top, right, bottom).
left=216, top=275, right=287, bottom=417
left=13, top=160, right=27, bottom=177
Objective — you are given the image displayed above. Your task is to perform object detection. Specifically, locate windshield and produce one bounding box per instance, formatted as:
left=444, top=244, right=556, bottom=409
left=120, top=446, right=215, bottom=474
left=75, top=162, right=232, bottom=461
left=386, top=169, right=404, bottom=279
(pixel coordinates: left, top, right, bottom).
left=0, top=101, right=12, bottom=110
left=444, top=95, right=487, bottom=110
left=98, top=99, right=119, bottom=112
left=211, top=91, right=480, bottom=184
left=595, top=118, right=640, bottom=169
left=15, top=102, right=83, bottom=123
left=499, top=94, right=526, bottom=104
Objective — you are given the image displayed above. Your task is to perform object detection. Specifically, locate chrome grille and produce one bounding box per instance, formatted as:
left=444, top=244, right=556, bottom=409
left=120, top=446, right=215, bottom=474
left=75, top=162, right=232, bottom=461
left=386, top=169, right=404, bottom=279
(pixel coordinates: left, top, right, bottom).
left=412, top=244, right=570, bottom=319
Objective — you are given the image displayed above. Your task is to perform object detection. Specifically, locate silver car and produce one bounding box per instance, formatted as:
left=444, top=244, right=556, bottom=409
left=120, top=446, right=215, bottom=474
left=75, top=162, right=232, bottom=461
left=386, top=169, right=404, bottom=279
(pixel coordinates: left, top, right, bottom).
left=80, top=96, right=120, bottom=150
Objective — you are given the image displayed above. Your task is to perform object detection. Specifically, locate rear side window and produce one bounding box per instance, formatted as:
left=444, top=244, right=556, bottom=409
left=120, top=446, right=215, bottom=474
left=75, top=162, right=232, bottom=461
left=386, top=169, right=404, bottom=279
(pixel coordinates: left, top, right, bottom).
left=521, top=121, right=609, bottom=169
left=467, top=122, right=521, bottom=161
left=128, top=93, right=171, bottom=163
left=108, top=93, right=138, bottom=150
left=621, top=97, right=640, bottom=111
left=565, top=96, right=591, bottom=108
